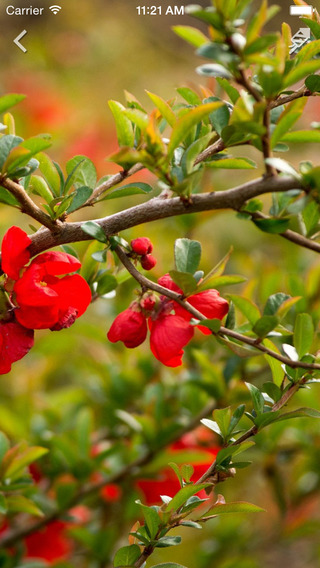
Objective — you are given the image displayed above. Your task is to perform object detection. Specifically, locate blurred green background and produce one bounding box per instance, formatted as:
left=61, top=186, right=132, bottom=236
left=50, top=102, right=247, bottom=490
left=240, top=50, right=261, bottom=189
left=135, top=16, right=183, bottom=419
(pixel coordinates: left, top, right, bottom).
left=0, top=1, right=320, bottom=566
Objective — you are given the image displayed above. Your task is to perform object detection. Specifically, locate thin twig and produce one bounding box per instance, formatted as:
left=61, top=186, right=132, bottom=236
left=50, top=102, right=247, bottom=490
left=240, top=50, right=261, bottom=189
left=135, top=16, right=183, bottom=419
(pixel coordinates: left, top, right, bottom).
left=114, top=245, right=320, bottom=372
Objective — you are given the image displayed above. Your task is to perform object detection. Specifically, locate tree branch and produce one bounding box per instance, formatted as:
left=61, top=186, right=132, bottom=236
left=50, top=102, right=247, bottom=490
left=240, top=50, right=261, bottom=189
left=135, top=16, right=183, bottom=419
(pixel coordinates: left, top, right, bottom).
left=0, top=177, right=58, bottom=231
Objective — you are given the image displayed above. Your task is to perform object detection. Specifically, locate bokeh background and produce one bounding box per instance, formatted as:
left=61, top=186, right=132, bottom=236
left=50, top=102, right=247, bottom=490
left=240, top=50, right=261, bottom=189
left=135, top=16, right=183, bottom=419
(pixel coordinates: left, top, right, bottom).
left=0, top=1, right=320, bottom=566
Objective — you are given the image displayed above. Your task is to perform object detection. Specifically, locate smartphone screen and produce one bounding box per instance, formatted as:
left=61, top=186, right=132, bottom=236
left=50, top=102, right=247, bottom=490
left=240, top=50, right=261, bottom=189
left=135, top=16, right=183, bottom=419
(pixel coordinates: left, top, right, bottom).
left=1, top=1, right=320, bottom=566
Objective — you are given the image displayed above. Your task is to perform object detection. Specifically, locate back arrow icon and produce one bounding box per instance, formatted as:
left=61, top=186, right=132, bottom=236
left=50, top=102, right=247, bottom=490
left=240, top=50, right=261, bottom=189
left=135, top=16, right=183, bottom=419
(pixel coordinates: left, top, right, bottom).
left=14, top=30, right=28, bottom=53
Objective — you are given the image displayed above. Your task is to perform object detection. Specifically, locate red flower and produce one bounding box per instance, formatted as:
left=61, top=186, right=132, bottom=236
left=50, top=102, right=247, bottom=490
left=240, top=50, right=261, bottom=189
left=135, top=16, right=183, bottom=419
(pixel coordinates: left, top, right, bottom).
left=13, top=252, right=91, bottom=330
left=131, top=237, right=153, bottom=256
left=149, top=314, right=194, bottom=367
left=107, top=304, right=147, bottom=348
left=25, top=521, right=72, bottom=562
left=141, top=254, right=157, bottom=271
left=175, top=289, right=229, bottom=335
left=137, top=428, right=220, bottom=505
left=0, top=322, right=34, bottom=374
left=1, top=226, right=31, bottom=280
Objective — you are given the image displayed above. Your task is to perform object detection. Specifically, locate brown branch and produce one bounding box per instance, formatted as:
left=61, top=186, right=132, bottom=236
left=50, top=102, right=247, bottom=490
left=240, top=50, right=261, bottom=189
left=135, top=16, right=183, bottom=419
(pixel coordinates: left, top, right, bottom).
left=25, top=175, right=304, bottom=257
left=269, top=86, right=314, bottom=109
left=0, top=401, right=217, bottom=548
left=84, top=163, right=144, bottom=206
left=0, top=177, right=57, bottom=231
left=114, top=245, right=320, bottom=372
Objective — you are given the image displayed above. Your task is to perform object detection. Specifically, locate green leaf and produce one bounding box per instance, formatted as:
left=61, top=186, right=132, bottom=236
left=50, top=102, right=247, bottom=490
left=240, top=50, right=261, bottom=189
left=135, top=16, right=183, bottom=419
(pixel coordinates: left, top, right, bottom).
left=245, top=382, right=265, bottom=415
left=295, top=39, right=320, bottom=64
left=216, top=78, right=240, bottom=104
left=228, top=405, right=246, bottom=437
left=0, top=94, right=25, bottom=114
left=213, top=407, right=231, bottom=440
left=0, top=432, right=10, bottom=463
left=168, top=102, right=223, bottom=156
left=253, top=217, right=290, bottom=234
left=165, top=483, right=211, bottom=513
left=198, top=318, right=222, bottom=333
left=76, top=408, right=93, bottom=458
left=228, top=295, right=260, bottom=325
left=156, top=536, right=182, bottom=548
left=0, top=494, right=7, bottom=515
left=253, top=315, right=279, bottom=338
left=244, top=34, right=278, bottom=55
left=136, top=501, right=161, bottom=539
left=176, top=87, right=202, bottom=106
left=196, top=64, right=232, bottom=79
left=174, top=238, right=201, bottom=274
left=271, top=110, right=305, bottom=149
left=283, top=60, right=320, bottom=88
left=0, top=135, right=23, bottom=170
left=294, top=313, right=314, bottom=358
left=103, top=182, right=153, bottom=201
left=169, top=270, right=198, bottom=295
left=305, top=74, right=320, bottom=93
left=281, top=130, right=320, bottom=143
left=123, top=108, right=149, bottom=131
left=276, top=407, right=320, bottom=422
left=29, top=175, right=53, bottom=203
left=6, top=495, right=44, bottom=517
left=215, top=441, right=255, bottom=465
left=66, top=155, right=97, bottom=190
left=37, top=152, right=61, bottom=196
left=265, top=157, right=300, bottom=178
left=67, top=186, right=93, bottom=213
left=181, top=132, right=214, bottom=175
left=81, top=221, right=108, bottom=244
left=97, top=273, right=118, bottom=295
left=209, top=104, right=230, bottom=136
left=202, top=501, right=265, bottom=517
left=114, top=544, right=141, bottom=568
left=201, top=418, right=222, bottom=437
left=146, top=91, right=176, bottom=127
left=206, top=157, right=256, bottom=169
left=263, top=293, right=290, bottom=316
left=301, top=17, right=320, bottom=40
left=263, top=339, right=284, bottom=386
left=173, top=25, right=208, bottom=47
left=0, top=187, right=19, bottom=207
left=109, top=100, right=135, bottom=147
left=4, top=447, right=48, bottom=480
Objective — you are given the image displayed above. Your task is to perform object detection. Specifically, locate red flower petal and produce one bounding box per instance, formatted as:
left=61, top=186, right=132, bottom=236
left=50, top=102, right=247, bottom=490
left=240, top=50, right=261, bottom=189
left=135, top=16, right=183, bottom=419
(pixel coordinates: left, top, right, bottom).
left=15, top=303, right=60, bottom=329
left=149, top=314, right=194, bottom=367
left=25, top=521, right=72, bottom=562
left=157, top=273, right=182, bottom=294
left=14, top=264, right=59, bottom=307
left=175, top=289, right=229, bottom=334
left=30, top=251, right=81, bottom=276
left=107, top=307, right=147, bottom=348
left=49, top=274, right=92, bottom=329
left=1, top=226, right=31, bottom=280
left=0, top=322, right=34, bottom=374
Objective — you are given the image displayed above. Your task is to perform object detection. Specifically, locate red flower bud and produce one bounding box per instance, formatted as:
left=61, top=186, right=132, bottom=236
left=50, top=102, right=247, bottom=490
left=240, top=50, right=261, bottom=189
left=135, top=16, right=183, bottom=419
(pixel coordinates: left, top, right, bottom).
left=140, top=295, right=156, bottom=312
left=131, top=237, right=153, bottom=256
left=107, top=305, right=147, bottom=348
left=140, top=254, right=157, bottom=270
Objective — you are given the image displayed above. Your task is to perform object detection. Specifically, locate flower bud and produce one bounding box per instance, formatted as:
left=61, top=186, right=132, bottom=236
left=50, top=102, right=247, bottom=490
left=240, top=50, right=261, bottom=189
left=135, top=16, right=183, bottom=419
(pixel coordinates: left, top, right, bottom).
left=131, top=237, right=153, bottom=256
left=140, top=294, right=156, bottom=312
left=140, top=254, right=157, bottom=270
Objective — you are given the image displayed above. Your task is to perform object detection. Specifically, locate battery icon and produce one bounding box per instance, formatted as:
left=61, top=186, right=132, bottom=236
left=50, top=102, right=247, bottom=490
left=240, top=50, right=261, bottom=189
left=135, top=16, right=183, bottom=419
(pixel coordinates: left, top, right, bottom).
left=289, top=5, right=314, bottom=15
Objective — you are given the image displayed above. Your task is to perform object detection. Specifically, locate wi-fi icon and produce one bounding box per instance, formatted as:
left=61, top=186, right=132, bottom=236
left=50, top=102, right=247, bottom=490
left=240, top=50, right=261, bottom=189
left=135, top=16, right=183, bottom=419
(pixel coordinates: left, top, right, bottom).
left=49, top=5, right=62, bottom=14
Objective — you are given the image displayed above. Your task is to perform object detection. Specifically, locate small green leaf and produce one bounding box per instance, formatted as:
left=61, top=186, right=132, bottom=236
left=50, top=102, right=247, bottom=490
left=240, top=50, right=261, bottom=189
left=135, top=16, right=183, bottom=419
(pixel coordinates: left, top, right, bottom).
left=265, top=157, right=300, bottom=178
left=37, top=152, right=61, bottom=196
left=114, top=545, right=141, bottom=568
left=294, top=313, right=314, bottom=358
left=146, top=91, right=176, bottom=127
left=156, top=536, right=182, bottom=548
left=168, top=102, right=223, bottom=156
left=0, top=94, right=26, bottom=114
left=196, top=64, right=232, bottom=79
left=201, top=419, right=222, bottom=437
left=276, top=407, right=320, bottom=422
left=202, top=501, right=265, bottom=517
left=0, top=135, right=23, bottom=170
left=213, top=407, right=231, bottom=440
left=29, top=175, right=53, bottom=204
left=173, top=25, right=208, bottom=47
left=103, top=182, right=153, bottom=201
left=81, top=221, right=108, bottom=244
left=253, top=217, right=290, bottom=234
left=198, top=318, right=222, bottom=333
left=174, top=238, right=201, bottom=274
left=67, top=186, right=93, bottom=213
left=245, top=382, right=265, bottom=415
left=227, top=405, right=246, bottom=437
left=228, top=295, right=260, bottom=325
left=263, top=293, right=290, bottom=316
left=281, top=130, right=320, bottom=143
left=0, top=432, right=10, bottom=463
left=6, top=495, right=44, bottom=517
left=66, top=155, right=97, bottom=190
left=0, top=494, right=7, bottom=515
left=176, top=87, right=202, bottom=106
left=215, top=441, right=255, bottom=465
left=253, top=315, right=279, bottom=338
left=165, top=483, right=211, bottom=513
left=96, top=273, right=118, bottom=295
left=109, top=100, right=135, bottom=147
left=264, top=339, right=284, bottom=386
left=136, top=501, right=161, bottom=539
left=169, top=270, right=198, bottom=295
left=0, top=187, right=19, bottom=207
left=283, top=60, right=320, bottom=88
left=206, top=157, right=256, bottom=169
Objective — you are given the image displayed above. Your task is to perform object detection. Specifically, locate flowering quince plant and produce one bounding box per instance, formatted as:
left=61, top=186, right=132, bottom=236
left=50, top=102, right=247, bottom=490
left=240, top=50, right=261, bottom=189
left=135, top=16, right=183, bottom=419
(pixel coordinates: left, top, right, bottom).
left=0, top=226, right=91, bottom=373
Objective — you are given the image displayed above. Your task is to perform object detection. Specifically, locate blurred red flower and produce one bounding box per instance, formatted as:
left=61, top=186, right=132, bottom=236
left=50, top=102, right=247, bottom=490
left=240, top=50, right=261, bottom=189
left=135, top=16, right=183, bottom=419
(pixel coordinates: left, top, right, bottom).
left=25, top=521, right=72, bottom=562
left=0, top=322, right=34, bottom=374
